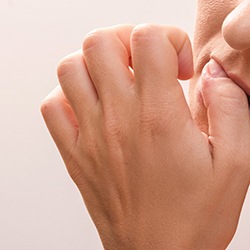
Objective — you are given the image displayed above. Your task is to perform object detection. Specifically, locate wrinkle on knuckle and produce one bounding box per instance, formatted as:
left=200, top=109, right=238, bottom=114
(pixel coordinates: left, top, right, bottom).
left=166, top=26, right=189, bottom=50
left=57, top=55, right=78, bottom=83
left=82, top=29, right=110, bottom=55
left=131, top=24, right=159, bottom=45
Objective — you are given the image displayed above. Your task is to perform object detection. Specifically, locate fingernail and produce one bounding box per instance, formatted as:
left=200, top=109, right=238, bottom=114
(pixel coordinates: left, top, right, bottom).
left=202, top=59, right=228, bottom=80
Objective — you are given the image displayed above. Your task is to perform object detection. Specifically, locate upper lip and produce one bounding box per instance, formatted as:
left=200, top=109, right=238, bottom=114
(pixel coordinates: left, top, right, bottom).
left=211, top=56, right=250, bottom=96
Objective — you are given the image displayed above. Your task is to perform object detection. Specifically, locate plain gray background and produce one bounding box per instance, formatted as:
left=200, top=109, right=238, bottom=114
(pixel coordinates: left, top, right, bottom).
left=1, top=0, right=250, bottom=249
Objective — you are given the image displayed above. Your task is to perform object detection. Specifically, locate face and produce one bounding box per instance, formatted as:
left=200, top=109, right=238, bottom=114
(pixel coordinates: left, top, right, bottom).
left=189, top=0, right=250, bottom=133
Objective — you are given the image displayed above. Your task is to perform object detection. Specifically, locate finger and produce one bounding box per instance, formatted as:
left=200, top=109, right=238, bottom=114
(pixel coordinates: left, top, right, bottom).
left=130, top=24, right=194, bottom=132
left=131, top=24, right=193, bottom=95
left=200, top=59, right=250, bottom=168
left=57, top=50, right=98, bottom=126
left=82, top=24, right=135, bottom=106
left=41, top=86, right=78, bottom=158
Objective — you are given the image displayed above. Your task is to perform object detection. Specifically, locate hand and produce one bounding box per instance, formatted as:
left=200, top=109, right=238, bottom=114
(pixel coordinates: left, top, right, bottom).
left=41, top=24, right=250, bottom=249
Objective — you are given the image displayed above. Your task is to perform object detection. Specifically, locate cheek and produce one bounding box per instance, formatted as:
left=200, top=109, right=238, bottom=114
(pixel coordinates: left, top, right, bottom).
left=194, top=0, right=236, bottom=46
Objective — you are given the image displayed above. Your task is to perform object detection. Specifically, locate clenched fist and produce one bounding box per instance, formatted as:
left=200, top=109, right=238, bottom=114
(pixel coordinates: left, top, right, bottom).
left=41, top=24, right=250, bottom=249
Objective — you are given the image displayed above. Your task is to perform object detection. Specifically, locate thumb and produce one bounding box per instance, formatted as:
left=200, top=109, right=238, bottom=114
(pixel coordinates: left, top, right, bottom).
left=200, top=59, right=250, bottom=165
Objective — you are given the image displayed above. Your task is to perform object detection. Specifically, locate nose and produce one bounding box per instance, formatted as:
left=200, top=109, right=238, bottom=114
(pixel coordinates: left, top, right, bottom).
left=222, top=0, right=250, bottom=50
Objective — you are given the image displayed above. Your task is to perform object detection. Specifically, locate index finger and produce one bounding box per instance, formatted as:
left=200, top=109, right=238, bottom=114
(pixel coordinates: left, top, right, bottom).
left=131, top=24, right=193, bottom=93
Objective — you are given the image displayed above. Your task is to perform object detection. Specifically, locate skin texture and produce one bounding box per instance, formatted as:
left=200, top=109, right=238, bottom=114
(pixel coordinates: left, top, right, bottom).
left=41, top=1, right=250, bottom=249
left=189, top=0, right=250, bottom=134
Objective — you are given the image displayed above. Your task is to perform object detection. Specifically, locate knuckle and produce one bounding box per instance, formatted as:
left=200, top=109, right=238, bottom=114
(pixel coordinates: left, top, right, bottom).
left=40, top=86, right=64, bottom=118
left=131, top=24, right=160, bottom=44
left=57, top=54, right=78, bottom=83
left=82, top=28, right=110, bottom=54
left=40, top=95, right=59, bottom=118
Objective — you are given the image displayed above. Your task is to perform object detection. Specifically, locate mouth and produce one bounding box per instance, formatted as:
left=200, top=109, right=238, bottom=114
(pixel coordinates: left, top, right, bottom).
left=210, top=57, right=250, bottom=106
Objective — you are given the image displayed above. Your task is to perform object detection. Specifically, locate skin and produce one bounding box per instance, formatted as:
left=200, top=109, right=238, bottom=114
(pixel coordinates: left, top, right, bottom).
left=190, top=0, right=250, bottom=133
left=41, top=0, right=250, bottom=249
